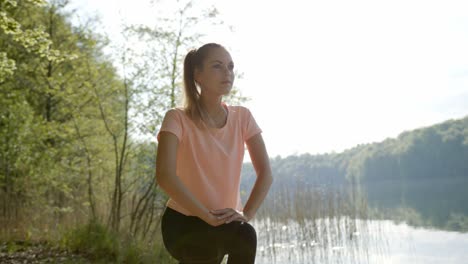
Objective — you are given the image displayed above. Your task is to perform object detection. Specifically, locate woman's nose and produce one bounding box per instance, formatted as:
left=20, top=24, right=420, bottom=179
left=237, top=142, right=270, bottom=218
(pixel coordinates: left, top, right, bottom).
left=223, top=66, right=233, bottom=74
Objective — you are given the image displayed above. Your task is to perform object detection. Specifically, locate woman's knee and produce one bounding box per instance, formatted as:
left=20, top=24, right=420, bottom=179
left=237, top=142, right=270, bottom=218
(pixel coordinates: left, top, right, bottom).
left=240, top=222, right=257, bottom=242
left=229, top=221, right=257, bottom=247
left=222, top=222, right=257, bottom=263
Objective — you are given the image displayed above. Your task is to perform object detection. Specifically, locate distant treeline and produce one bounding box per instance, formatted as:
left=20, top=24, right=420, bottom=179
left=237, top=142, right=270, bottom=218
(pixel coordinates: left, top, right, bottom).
left=243, top=116, right=468, bottom=188
left=241, top=116, right=468, bottom=229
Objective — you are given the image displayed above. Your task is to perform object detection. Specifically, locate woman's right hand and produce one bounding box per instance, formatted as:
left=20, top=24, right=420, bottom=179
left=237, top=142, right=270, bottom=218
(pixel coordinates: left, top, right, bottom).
left=201, top=212, right=224, bottom=227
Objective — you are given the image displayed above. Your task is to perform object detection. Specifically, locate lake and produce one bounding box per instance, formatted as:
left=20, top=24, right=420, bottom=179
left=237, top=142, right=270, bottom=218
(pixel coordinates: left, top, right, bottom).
left=240, top=177, right=468, bottom=264
left=251, top=218, right=468, bottom=264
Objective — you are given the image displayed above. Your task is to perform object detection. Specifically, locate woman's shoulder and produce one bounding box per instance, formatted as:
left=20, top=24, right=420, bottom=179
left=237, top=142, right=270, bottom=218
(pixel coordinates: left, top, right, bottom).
left=227, top=105, right=255, bottom=119
left=227, top=105, right=250, bottom=113
left=164, top=107, right=186, bottom=118
left=166, top=107, right=185, bottom=113
left=162, top=108, right=191, bottom=126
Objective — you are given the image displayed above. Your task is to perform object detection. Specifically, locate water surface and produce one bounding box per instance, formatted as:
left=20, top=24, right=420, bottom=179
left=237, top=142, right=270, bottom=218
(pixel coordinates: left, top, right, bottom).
left=252, top=218, right=468, bottom=264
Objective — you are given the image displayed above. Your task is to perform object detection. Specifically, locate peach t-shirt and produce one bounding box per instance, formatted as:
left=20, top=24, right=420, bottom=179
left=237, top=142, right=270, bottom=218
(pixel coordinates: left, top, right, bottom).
left=157, top=104, right=262, bottom=216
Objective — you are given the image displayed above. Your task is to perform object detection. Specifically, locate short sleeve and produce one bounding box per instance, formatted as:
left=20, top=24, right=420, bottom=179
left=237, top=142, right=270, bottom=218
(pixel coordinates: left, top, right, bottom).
left=157, top=109, right=183, bottom=142
left=243, top=107, right=262, bottom=141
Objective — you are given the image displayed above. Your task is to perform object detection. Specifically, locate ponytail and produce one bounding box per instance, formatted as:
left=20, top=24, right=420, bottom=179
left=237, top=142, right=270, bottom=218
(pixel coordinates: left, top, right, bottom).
left=183, top=49, right=201, bottom=121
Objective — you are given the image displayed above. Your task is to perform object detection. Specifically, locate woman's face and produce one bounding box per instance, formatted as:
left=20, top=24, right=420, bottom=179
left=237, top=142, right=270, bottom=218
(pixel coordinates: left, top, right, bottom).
left=195, top=47, right=235, bottom=97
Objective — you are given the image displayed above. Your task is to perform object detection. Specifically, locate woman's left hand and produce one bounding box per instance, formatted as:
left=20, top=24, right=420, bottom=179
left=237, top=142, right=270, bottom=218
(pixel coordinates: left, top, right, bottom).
left=210, top=208, right=250, bottom=224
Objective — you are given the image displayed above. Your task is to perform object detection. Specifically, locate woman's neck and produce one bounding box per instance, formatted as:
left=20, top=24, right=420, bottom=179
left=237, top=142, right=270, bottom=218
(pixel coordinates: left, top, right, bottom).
left=200, top=94, right=224, bottom=116
left=199, top=94, right=227, bottom=128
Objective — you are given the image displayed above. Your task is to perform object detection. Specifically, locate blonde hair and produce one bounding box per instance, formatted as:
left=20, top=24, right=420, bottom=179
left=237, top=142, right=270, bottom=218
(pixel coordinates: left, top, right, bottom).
left=183, top=43, right=224, bottom=123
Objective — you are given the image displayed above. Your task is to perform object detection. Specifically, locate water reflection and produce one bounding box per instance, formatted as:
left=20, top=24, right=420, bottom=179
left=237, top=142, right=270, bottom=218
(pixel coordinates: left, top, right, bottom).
left=245, top=178, right=468, bottom=264
left=253, top=218, right=468, bottom=264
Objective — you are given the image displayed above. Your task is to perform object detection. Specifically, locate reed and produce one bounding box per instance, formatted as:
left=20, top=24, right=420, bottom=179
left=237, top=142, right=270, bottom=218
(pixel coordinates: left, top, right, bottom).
left=251, top=182, right=381, bottom=264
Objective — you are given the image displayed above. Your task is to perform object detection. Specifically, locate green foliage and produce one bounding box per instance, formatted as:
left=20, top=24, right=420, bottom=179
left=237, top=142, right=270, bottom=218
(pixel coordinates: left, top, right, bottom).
left=247, top=115, right=468, bottom=188
left=61, top=220, right=177, bottom=264
left=0, top=0, right=127, bottom=234
left=0, top=1, right=243, bottom=263
left=0, top=0, right=71, bottom=82
left=0, top=51, right=16, bottom=81
left=445, top=213, right=468, bottom=232
left=1, top=0, right=233, bottom=261
left=124, top=0, right=247, bottom=137
left=61, top=220, right=118, bottom=261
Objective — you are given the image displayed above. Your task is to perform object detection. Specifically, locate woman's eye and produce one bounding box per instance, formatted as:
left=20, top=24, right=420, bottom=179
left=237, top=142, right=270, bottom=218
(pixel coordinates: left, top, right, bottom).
left=212, top=64, right=234, bottom=71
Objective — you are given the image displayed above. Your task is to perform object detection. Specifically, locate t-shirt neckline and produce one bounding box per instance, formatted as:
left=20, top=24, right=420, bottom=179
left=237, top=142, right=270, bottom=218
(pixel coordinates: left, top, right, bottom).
left=205, top=103, right=229, bottom=131
left=179, top=103, right=230, bottom=131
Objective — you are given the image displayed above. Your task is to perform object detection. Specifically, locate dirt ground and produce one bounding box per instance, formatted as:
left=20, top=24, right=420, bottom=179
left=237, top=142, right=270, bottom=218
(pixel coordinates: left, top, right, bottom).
left=0, top=241, right=90, bottom=264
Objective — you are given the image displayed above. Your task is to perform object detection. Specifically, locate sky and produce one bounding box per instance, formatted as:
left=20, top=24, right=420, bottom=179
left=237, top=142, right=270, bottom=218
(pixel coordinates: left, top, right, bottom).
left=67, top=0, right=468, bottom=158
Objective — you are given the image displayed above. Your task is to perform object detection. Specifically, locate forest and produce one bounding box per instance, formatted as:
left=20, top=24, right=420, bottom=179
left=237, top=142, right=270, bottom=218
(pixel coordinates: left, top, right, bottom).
left=0, top=0, right=246, bottom=262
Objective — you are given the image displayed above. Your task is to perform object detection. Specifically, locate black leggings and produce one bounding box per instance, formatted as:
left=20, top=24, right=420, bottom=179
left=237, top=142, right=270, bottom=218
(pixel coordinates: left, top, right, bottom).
left=161, top=207, right=257, bottom=264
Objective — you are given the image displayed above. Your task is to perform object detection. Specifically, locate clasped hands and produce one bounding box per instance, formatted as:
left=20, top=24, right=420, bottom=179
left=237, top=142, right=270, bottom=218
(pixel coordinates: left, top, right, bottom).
left=203, top=208, right=251, bottom=227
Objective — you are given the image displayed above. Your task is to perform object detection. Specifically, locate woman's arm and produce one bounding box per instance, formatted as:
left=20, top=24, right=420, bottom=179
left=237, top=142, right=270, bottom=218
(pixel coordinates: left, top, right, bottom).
left=242, top=133, right=273, bottom=221
left=156, top=131, right=223, bottom=226
left=205, top=133, right=273, bottom=223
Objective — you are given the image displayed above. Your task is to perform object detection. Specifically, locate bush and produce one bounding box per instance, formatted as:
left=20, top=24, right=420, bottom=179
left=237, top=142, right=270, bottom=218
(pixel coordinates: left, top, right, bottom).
left=61, top=220, right=118, bottom=261
left=61, top=220, right=177, bottom=263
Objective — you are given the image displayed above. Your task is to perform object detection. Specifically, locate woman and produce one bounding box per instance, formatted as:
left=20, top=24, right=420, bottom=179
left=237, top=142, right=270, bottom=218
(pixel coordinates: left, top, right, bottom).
left=156, top=43, right=273, bottom=264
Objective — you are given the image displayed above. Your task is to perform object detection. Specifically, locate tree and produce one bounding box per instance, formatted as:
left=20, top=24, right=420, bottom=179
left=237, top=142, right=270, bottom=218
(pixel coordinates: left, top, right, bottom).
left=125, top=0, right=247, bottom=137
left=0, top=0, right=125, bottom=230
left=0, top=0, right=68, bottom=83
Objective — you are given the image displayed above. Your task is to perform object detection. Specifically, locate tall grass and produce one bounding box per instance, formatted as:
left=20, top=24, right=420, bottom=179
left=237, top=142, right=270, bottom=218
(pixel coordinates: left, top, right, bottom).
left=0, top=194, right=175, bottom=263
left=251, top=182, right=382, bottom=264
left=60, top=220, right=175, bottom=263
